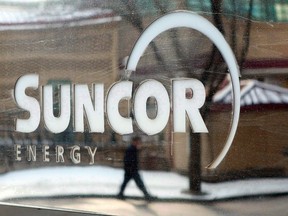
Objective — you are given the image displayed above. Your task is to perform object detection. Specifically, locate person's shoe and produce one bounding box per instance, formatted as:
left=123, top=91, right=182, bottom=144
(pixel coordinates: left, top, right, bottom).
left=144, top=194, right=157, bottom=202
left=116, top=193, right=125, bottom=200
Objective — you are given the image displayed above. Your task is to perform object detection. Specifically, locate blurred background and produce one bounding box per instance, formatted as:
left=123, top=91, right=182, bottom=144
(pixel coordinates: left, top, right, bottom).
left=0, top=0, right=287, bottom=215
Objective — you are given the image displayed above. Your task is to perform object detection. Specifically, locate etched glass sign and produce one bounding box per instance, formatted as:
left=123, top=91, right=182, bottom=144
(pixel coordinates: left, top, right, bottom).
left=0, top=1, right=287, bottom=215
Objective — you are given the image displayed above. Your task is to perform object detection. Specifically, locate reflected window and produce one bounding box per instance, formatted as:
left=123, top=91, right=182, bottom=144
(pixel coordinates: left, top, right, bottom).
left=187, top=0, right=288, bottom=22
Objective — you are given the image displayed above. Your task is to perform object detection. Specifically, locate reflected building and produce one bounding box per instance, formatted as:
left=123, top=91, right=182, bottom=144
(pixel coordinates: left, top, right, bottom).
left=0, top=0, right=287, bottom=182
left=168, top=1, right=288, bottom=180
left=0, top=2, right=121, bottom=170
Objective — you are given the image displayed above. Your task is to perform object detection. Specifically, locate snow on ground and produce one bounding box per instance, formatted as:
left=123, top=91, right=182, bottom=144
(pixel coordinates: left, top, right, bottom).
left=0, top=166, right=287, bottom=201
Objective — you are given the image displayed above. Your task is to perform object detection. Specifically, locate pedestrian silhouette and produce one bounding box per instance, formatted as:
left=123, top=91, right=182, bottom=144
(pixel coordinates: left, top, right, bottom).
left=117, top=136, right=153, bottom=200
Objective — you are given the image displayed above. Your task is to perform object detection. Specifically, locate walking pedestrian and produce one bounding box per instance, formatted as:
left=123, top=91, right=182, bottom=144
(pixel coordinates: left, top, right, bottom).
left=117, top=136, right=154, bottom=200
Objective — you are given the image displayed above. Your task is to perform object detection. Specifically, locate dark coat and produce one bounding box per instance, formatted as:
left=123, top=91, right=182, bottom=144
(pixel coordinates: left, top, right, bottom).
left=124, top=144, right=139, bottom=174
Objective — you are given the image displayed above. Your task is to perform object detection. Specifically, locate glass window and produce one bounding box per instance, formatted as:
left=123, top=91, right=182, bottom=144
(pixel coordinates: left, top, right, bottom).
left=187, top=0, right=288, bottom=22
left=0, top=1, right=287, bottom=215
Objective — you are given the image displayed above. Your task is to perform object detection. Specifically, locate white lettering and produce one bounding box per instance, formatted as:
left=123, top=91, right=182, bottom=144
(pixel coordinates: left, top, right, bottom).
left=134, top=80, right=170, bottom=135
left=85, top=146, right=97, bottom=165
left=43, top=85, right=71, bottom=133
left=56, top=145, right=65, bottom=163
left=106, top=81, right=133, bottom=134
left=70, top=145, right=81, bottom=164
left=173, top=79, right=208, bottom=133
left=14, top=75, right=208, bottom=135
left=13, top=144, right=97, bottom=164
left=27, top=145, right=37, bottom=162
left=74, top=84, right=104, bottom=133
left=14, top=74, right=40, bottom=133
left=14, top=144, right=22, bottom=161
left=43, top=145, right=50, bottom=162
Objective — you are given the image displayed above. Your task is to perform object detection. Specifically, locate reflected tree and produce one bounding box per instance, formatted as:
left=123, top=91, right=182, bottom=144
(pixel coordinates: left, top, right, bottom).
left=105, top=0, right=254, bottom=193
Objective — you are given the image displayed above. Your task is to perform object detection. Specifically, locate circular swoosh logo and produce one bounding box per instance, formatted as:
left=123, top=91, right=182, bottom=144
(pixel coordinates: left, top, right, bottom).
left=125, top=10, right=241, bottom=169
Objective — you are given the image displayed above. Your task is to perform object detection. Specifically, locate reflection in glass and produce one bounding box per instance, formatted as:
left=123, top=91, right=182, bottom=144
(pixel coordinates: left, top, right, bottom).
left=0, top=0, right=287, bottom=215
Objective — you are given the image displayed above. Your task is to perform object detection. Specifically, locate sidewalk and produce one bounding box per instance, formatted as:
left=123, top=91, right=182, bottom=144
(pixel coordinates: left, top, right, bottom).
left=0, top=166, right=287, bottom=202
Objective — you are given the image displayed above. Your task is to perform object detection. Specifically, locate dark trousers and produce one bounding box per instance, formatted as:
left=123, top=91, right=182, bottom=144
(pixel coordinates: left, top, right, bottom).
left=119, top=171, right=149, bottom=196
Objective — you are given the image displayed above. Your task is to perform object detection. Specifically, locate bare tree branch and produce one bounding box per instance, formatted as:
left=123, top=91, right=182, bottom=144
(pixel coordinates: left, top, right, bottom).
left=239, top=0, right=253, bottom=70
left=201, top=0, right=225, bottom=87
left=230, top=0, right=238, bottom=57
left=120, top=0, right=169, bottom=72
left=153, top=0, right=194, bottom=75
